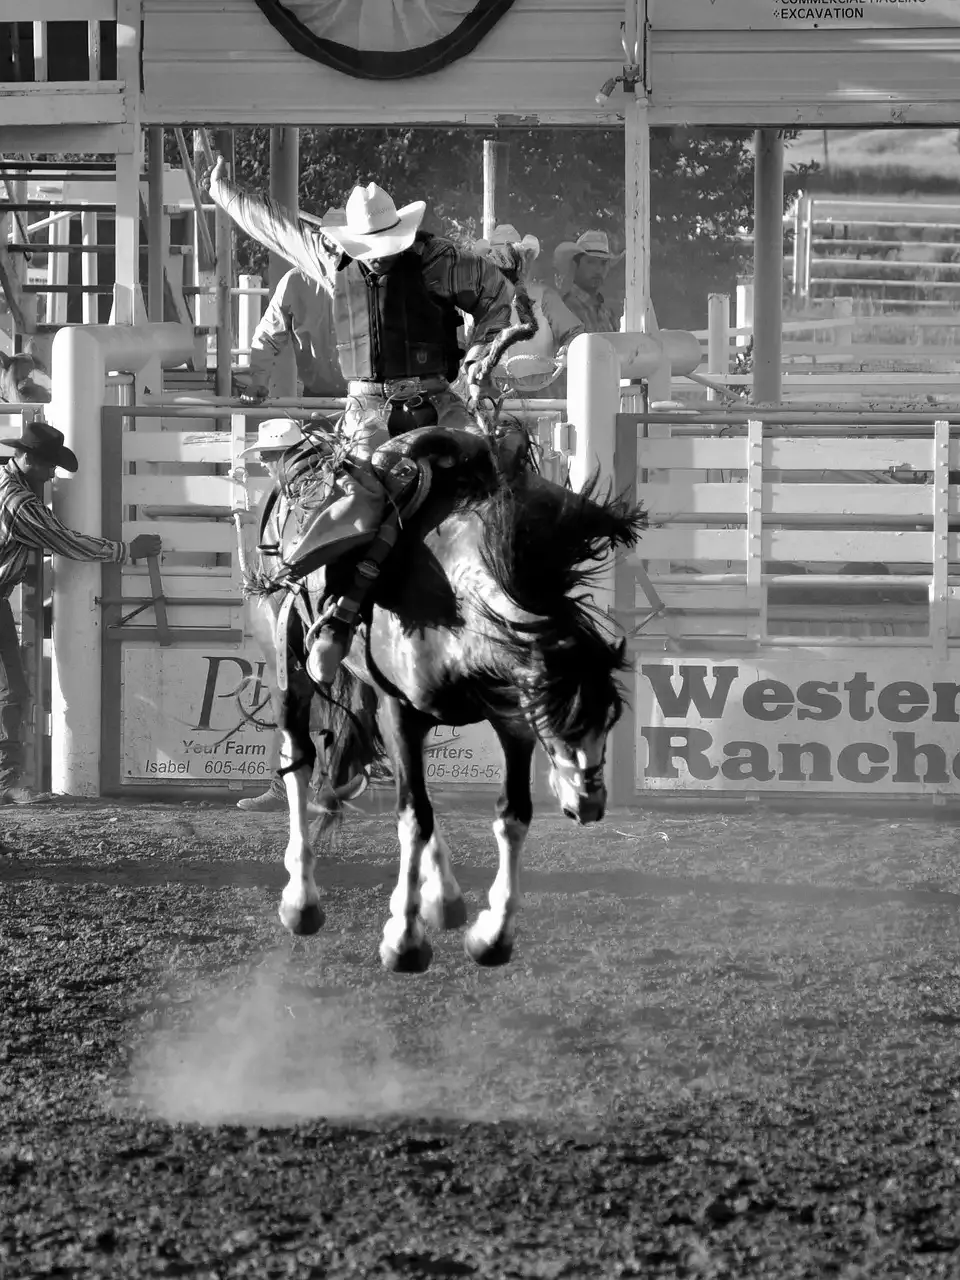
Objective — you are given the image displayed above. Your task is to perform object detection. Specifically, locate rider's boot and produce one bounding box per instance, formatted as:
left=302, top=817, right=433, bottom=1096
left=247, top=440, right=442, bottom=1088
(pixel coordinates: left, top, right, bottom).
left=306, top=457, right=422, bottom=687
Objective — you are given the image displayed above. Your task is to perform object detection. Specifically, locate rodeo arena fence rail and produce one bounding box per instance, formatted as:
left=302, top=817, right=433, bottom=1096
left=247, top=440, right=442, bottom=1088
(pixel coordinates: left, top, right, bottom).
left=7, top=323, right=960, bottom=812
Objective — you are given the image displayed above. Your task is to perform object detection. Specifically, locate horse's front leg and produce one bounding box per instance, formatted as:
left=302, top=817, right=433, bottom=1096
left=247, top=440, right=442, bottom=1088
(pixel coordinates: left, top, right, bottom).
left=465, top=727, right=534, bottom=967
left=277, top=670, right=323, bottom=935
left=379, top=698, right=434, bottom=974
left=419, top=824, right=468, bottom=931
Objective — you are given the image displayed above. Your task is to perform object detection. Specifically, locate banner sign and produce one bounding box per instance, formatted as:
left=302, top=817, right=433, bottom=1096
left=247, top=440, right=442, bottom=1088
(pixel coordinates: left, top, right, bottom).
left=252, top=0, right=518, bottom=80
left=121, top=648, right=502, bottom=787
left=636, top=650, right=960, bottom=795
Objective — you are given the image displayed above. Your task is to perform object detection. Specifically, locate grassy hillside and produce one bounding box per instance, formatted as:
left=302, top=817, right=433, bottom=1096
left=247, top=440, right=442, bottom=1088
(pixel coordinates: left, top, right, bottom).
left=785, top=128, right=960, bottom=195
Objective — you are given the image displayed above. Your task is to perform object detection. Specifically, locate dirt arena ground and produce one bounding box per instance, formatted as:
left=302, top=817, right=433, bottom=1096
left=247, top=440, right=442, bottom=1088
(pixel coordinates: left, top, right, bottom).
left=2, top=796, right=960, bottom=1278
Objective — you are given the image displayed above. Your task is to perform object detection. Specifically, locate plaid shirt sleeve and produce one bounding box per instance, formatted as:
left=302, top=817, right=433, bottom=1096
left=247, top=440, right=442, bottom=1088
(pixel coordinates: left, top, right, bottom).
left=9, top=495, right=126, bottom=563
left=209, top=172, right=340, bottom=297
left=419, top=239, right=513, bottom=349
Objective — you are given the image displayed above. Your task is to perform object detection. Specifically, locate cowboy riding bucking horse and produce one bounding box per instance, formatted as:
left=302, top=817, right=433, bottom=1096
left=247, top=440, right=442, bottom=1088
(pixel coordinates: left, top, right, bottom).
left=202, top=154, right=522, bottom=685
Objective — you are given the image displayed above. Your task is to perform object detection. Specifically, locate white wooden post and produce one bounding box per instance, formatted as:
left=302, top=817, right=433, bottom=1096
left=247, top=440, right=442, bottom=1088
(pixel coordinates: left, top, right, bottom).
left=48, top=214, right=69, bottom=327
left=566, top=333, right=619, bottom=619
left=482, top=139, right=496, bottom=240
left=624, top=92, right=651, bottom=332
left=114, top=0, right=143, bottom=327
left=32, top=20, right=47, bottom=82
left=707, top=292, right=729, bottom=403
left=237, top=274, right=262, bottom=367
left=736, top=278, right=754, bottom=349
left=81, top=211, right=98, bottom=326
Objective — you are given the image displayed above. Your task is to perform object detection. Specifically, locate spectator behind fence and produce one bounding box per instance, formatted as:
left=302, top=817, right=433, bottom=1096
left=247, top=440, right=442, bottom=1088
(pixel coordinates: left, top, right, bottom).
left=239, top=207, right=347, bottom=405
left=0, top=421, right=161, bottom=804
left=553, top=230, right=624, bottom=334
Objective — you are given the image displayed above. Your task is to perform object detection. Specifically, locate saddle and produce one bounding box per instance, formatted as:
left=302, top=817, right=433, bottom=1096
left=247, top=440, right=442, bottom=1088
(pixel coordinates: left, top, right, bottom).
left=257, top=434, right=427, bottom=585
left=260, top=424, right=529, bottom=690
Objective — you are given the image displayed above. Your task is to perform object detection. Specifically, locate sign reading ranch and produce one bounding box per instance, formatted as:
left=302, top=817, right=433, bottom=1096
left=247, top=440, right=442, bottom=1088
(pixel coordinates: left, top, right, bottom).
left=636, top=651, right=960, bottom=794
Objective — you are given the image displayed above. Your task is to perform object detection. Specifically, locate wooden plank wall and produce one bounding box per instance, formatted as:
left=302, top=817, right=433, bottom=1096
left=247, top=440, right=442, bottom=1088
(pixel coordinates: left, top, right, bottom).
left=647, top=0, right=960, bottom=124
left=141, top=0, right=624, bottom=125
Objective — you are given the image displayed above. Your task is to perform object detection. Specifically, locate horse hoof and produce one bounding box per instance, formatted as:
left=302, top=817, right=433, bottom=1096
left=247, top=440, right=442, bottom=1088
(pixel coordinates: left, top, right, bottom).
left=421, top=894, right=468, bottom=932
left=278, top=901, right=325, bottom=936
left=464, top=931, right=514, bottom=967
left=380, top=937, right=434, bottom=974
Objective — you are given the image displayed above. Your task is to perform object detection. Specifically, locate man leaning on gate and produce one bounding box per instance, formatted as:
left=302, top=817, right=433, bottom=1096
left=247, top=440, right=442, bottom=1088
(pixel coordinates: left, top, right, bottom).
left=200, top=154, right=513, bottom=685
left=0, top=422, right=162, bottom=804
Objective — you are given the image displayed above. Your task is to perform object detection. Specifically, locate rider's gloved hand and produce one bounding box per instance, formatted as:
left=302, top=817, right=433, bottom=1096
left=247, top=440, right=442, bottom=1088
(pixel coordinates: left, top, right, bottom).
left=196, top=152, right=225, bottom=196
left=239, top=383, right=269, bottom=406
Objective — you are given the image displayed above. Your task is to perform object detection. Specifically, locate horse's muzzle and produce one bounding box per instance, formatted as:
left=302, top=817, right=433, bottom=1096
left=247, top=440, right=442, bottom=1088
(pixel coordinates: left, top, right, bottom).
left=561, top=795, right=606, bottom=825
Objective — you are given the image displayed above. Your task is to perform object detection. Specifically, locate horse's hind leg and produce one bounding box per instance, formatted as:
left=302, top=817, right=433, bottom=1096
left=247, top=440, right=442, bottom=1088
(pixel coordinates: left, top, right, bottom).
left=277, top=670, right=323, bottom=936
left=419, top=825, right=468, bottom=931
left=379, top=697, right=434, bottom=974
left=465, top=728, right=534, bottom=967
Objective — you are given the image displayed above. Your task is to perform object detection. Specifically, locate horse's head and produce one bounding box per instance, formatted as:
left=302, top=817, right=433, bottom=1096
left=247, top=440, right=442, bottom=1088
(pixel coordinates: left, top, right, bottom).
left=523, top=631, right=627, bottom=825
left=0, top=349, right=51, bottom=404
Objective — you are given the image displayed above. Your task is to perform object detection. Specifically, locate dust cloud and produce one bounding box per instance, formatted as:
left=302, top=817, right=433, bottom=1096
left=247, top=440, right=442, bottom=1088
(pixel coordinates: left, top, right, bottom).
left=126, top=956, right=600, bottom=1127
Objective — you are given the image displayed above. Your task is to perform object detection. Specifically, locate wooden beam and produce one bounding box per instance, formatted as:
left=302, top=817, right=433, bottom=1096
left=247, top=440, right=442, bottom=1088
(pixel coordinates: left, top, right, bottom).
left=752, top=128, right=784, bottom=405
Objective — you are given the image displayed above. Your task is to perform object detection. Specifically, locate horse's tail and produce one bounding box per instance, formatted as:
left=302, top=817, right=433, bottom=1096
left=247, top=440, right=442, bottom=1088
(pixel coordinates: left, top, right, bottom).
left=311, top=666, right=384, bottom=833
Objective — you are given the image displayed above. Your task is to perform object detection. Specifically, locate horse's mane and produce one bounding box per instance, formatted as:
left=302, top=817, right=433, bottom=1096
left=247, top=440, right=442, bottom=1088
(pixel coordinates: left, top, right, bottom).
left=476, top=470, right=646, bottom=736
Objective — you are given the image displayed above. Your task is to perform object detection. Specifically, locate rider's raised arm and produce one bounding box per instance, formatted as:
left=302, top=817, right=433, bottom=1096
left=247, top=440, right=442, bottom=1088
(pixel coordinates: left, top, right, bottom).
left=421, top=240, right=513, bottom=349
left=208, top=168, right=340, bottom=297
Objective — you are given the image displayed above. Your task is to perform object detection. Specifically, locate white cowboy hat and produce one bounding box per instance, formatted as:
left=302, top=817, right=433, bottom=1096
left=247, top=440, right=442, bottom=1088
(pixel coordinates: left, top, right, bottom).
left=238, top=418, right=303, bottom=457
left=474, top=224, right=541, bottom=260
left=553, top=230, right=624, bottom=276
left=322, top=183, right=425, bottom=261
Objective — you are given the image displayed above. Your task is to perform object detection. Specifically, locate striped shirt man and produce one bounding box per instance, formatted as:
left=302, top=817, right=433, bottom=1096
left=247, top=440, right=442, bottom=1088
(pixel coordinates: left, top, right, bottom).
left=0, top=459, right=126, bottom=600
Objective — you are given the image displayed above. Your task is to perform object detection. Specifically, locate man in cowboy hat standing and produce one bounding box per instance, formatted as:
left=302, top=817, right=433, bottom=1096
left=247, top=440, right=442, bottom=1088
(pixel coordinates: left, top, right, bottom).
left=201, top=156, right=513, bottom=683
left=0, top=421, right=161, bottom=803
left=240, top=209, right=347, bottom=406
left=553, top=230, right=624, bottom=335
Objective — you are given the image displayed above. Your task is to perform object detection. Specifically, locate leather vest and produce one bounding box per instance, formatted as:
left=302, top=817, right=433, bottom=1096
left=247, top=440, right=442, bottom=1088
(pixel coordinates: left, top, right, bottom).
left=332, top=234, right=461, bottom=382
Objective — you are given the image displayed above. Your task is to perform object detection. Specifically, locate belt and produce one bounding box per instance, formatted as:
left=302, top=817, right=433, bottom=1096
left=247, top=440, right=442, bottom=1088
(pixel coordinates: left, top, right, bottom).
left=347, top=377, right=448, bottom=397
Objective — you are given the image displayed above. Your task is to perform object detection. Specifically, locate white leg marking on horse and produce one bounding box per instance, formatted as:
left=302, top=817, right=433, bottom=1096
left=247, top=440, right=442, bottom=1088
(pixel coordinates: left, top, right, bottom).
left=278, top=730, right=320, bottom=925
left=380, top=807, right=431, bottom=968
left=419, top=824, right=466, bottom=929
left=469, top=816, right=528, bottom=949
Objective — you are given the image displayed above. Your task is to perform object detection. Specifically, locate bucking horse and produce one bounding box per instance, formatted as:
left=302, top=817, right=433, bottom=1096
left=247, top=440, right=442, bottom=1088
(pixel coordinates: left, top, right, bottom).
left=245, top=299, right=646, bottom=973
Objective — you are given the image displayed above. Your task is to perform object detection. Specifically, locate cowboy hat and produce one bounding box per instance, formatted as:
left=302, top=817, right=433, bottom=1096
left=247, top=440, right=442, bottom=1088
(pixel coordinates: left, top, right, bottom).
left=238, top=418, right=303, bottom=457
left=553, top=230, right=624, bottom=276
left=322, top=183, right=425, bottom=262
left=0, top=420, right=77, bottom=472
left=474, top=224, right=541, bottom=260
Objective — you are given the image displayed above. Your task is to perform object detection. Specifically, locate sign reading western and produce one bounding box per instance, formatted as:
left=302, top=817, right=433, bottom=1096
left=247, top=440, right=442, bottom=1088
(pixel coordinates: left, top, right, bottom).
left=636, top=651, right=960, bottom=793
left=121, top=648, right=503, bottom=786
